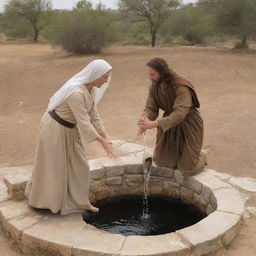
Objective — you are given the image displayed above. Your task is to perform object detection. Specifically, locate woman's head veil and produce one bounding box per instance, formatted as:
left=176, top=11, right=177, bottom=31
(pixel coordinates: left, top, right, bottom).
left=47, top=59, right=112, bottom=111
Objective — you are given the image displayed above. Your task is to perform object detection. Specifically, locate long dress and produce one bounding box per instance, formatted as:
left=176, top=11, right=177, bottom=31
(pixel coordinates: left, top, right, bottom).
left=25, top=85, right=106, bottom=215
left=143, top=76, right=206, bottom=176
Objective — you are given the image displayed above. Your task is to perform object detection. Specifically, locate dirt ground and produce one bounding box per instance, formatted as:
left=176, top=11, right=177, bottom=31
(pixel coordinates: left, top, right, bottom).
left=0, top=42, right=255, bottom=255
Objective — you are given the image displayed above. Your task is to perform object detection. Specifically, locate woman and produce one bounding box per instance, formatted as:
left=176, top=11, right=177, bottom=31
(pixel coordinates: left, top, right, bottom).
left=137, top=57, right=206, bottom=176
left=25, top=59, right=116, bottom=215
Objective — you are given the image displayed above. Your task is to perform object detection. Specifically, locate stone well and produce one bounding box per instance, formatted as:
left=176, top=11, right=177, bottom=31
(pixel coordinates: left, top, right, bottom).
left=0, top=140, right=255, bottom=256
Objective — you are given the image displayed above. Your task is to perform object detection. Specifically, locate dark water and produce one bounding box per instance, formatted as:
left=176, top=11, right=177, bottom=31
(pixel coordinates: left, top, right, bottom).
left=83, top=195, right=206, bottom=236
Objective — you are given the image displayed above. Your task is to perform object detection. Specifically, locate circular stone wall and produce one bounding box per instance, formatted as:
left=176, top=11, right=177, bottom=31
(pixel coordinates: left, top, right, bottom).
left=0, top=155, right=246, bottom=256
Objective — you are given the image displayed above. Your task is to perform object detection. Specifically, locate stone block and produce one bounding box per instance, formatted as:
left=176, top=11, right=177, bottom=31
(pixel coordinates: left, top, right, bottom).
left=180, top=187, right=194, bottom=204
left=163, top=181, right=181, bottom=198
left=228, top=177, right=256, bottom=192
left=0, top=181, right=9, bottom=203
left=120, top=233, right=190, bottom=256
left=0, top=199, right=33, bottom=222
left=205, top=169, right=231, bottom=180
left=174, top=170, right=184, bottom=185
left=4, top=173, right=32, bottom=194
left=194, top=172, right=231, bottom=191
left=213, top=188, right=246, bottom=216
left=149, top=186, right=163, bottom=195
left=148, top=177, right=164, bottom=187
left=125, top=164, right=143, bottom=175
left=123, top=175, right=143, bottom=185
left=22, top=214, right=126, bottom=256
left=105, top=177, right=122, bottom=185
left=151, top=167, right=174, bottom=178
left=118, top=143, right=145, bottom=154
left=177, top=211, right=241, bottom=255
left=105, top=167, right=125, bottom=178
left=90, top=168, right=105, bottom=181
left=183, top=177, right=202, bottom=194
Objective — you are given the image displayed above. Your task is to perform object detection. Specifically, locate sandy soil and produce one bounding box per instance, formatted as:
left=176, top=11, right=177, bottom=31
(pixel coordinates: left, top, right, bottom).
left=0, top=43, right=255, bottom=255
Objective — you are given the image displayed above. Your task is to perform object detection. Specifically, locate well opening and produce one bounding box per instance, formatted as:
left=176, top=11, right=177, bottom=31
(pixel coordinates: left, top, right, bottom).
left=86, top=164, right=217, bottom=236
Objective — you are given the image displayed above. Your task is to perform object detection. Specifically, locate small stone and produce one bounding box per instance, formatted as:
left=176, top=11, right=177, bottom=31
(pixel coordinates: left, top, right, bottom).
left=206, top=204, right=216, bottom=215
left=151, top=167, right=174, bottom=178
left=183, top=177, right=202, bottom=194
left=200, top=186, right=212, bottom=205
left=123, top=175, right=143, bottom=184
left=105, top=167, right=125, bottom=178
left=180, top=187, right=194, bottom=204
left=125, top=165, right=143, bottom=174
left=163, top=181, right=180, bottom=198
left=105, top=177, right=122, bottom=185
left=149, top=186, right=163, bottom=195
left=174, top=170, right=184, bottom=185
left=148, top=177, right=164, bottom=186
left=90, top=168, right=105, bottom=181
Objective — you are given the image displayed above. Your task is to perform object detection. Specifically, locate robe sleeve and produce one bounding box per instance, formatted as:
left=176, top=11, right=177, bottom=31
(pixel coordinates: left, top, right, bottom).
left=158, top=85, right=193, bottom=132
left=89, top=102, right=107, bottom=135
left=142, top=89, right=159, bottom=121
left=66, top=92, right=100, bottom=145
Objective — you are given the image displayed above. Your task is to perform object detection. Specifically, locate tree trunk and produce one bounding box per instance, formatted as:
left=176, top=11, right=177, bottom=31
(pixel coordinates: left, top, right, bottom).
left=241, top=36, right=248, bottom=48
left=33, top=27, right=39, bottom=42
left=150, top=27, right=157, bottom=47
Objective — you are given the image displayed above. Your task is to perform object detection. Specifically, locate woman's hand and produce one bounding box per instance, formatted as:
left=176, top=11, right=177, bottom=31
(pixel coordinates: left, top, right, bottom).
left=100, top=132, right=112, bottom=143
left=97, top=136, right=117, bottom=159
left=138, top=116, right=159, bottom=130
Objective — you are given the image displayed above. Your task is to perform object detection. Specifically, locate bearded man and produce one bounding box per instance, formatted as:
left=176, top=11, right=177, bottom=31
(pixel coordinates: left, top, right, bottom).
left=137, top=57, right=206, bottom=176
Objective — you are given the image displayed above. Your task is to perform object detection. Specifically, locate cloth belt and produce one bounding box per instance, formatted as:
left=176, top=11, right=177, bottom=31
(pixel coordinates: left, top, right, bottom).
left=48, top=110, right=76, bottom=128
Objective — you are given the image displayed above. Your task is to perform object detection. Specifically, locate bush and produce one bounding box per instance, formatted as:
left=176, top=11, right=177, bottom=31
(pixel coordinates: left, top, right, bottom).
left=44, top=9, right=115, bottom=54
left=160, top=3, right=213, bottom=45
left=0, top=12, right=33, bottom=38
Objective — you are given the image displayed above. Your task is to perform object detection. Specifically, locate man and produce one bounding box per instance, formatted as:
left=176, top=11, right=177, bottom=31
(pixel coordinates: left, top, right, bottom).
left=137, top=57, right=206, bottom=176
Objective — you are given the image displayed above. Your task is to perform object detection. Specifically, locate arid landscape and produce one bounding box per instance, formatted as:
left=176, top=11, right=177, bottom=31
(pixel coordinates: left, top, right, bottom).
left=0, top=42, right=255, bottom=255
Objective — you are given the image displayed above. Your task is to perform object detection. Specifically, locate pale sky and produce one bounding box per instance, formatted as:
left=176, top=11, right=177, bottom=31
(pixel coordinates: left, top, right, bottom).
left=0, top=0, right=198, bottom=12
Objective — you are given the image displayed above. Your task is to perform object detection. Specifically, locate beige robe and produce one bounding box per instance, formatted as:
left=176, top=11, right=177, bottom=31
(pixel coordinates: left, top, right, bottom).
left=143, top=77, right=206, bottom=176
left=25, top=86, right=105, bottom=215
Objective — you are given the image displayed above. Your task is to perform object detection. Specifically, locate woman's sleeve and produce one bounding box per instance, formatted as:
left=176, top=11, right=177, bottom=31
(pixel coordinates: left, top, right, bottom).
left=142, top=89, right=159, bottom=121
left=158, top=85, right=192, bottom=132
left=89, top=102, right=106, bottom=135
left=66, top=92, right=99, bottom=145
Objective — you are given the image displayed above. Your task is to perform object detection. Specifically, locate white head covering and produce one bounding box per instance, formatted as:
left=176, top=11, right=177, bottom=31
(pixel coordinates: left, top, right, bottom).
left=47, top=59, right=112, bottom=111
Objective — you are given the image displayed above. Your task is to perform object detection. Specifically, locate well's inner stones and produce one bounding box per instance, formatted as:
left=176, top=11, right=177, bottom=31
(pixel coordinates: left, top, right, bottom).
left=83, top=195, right=207, bottom=236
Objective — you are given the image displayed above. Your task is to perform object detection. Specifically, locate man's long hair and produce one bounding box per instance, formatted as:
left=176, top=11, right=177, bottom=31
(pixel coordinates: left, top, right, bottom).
left=146, top=57, right=176, bottom=87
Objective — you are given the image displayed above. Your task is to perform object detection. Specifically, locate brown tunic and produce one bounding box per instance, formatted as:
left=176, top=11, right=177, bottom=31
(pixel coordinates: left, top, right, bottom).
left=143, top=76, right=206, bottom=176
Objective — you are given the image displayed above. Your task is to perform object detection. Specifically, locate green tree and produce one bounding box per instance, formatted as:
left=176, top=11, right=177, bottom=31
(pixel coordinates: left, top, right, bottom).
left=119, top=0, right=180, bottom=47
left=74, top=0, right=92, bottom=10
left=160, top=3, right=213, bottom=45
left=45, top=8, right=115, bottom=54
left=4, top=0, right=53, bottom=41
left=199, top=0, right=256, bottom=48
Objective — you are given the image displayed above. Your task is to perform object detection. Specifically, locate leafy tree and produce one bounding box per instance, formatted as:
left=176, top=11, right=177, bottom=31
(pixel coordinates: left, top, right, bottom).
left=45, top=8, right=115, bottom=54
left=119, top=0, right=180, bottom=47
left=199, top=0, right=256, bottom=48
left=74, top=0, right=92, bottom=10
left=160, top=3, right=213, bottom=45
left=4, top=0, right=53, bottom=41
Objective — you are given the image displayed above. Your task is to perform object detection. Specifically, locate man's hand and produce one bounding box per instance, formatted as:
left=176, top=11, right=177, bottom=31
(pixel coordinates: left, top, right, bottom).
left=138, top=116, right=159, bottom=130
